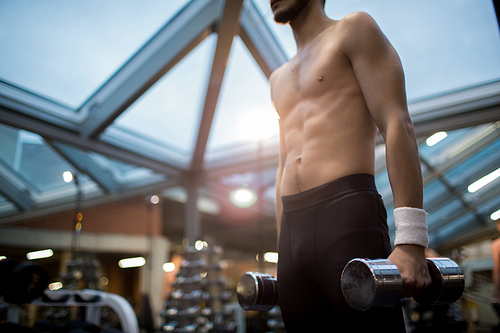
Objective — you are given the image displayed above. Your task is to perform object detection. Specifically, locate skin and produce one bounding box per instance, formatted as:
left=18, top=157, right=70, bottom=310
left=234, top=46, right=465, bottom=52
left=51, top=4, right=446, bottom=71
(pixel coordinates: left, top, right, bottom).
left=270, top=0, right=431, bottom=297
left=492, top=221, right=500, bottom=302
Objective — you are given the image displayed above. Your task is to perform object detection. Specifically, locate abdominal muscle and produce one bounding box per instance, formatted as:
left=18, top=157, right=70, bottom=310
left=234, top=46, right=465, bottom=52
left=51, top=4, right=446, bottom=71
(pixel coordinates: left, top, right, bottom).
left=279, top=108, right=377, bottom=196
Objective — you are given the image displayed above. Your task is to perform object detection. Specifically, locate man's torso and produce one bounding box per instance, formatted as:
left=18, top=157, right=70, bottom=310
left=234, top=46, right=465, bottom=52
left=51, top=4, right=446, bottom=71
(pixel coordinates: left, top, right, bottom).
left=271, top=19, right=378, bottom=196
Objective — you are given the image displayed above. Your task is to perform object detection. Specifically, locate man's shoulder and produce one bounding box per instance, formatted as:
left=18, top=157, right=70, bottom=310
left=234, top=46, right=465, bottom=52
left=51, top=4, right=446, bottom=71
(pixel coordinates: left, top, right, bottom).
left=338, top=11, right=378, bottom=29
left=332, top=11, right=383, bottom=41
left=333, top=11, right=387, bottom=56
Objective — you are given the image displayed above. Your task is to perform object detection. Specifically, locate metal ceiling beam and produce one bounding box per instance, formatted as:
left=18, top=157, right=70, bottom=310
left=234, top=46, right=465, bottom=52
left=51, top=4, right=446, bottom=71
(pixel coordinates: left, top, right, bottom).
left=381, top=123, right=500, bottom=210
left=0, top=107, right=182, bottom=177
left=420, top=156, right=484, bottom=232
left=0, top=80, right=84, bottom=129
left=47, top=141, right=120, bottom=194
left=0, top=160, right=34, bottom=212
left=435, top=222, right=496, bottom=253
left=430, top=186, right=500, bottom=249
left=190, top=0, right=245, bottom=172
left=423, top=123, right=500, bottom=186
left=239, top=0, right=288, bottom=78
left=494, top=0, right=500, bottom=30
left=410, top=80, right=500, bottom=138
left=80, top=0, right=221, bottom=138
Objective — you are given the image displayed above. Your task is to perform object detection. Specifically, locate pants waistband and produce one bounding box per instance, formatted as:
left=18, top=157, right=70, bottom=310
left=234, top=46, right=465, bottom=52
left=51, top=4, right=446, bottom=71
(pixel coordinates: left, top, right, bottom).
left=281, top=173, right=377, bottom=212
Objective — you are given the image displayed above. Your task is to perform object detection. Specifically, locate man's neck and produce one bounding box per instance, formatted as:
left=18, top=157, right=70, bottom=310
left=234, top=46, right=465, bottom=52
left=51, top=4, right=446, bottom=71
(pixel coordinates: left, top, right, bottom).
left=290, top=1, right=333, bottom=52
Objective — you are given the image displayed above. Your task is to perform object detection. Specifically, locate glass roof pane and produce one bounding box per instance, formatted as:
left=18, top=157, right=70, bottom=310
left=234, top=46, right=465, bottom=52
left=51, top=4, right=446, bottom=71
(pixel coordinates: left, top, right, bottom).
left=253, top=0, right=500, bottom=101
left=0, top=193, right=17, bottom=218
left=444, top=137, right=500, bottom=188
left=427, top=198, right=464, bottom=229
left=206, top=37, right=279, bottom=160
left=375, top=169, right=391, bottom=204
left=0, top=123, right=98, bottom=195
left=87, top=151, right=167, bottom=187
left=0, top=0, right=190, bottom=108
left=423, top=180, right=450, bottom=211
left=109, top=33, right=216, bottom=162
left=431, top=211, right=476, bottom=245
left=418, top=127, right=472, bottom=161
left=477, top=194, right=500, bottom=223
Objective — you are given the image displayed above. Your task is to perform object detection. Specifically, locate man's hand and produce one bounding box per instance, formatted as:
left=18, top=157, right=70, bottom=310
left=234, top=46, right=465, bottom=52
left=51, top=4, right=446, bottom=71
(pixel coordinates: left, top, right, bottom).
left=388, top=244, right=431, bottom=298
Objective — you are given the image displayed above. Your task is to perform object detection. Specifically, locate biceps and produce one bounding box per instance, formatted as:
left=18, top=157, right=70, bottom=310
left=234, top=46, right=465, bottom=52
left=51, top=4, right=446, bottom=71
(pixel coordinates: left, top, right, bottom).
left=349, top=35, right=409, bottom=133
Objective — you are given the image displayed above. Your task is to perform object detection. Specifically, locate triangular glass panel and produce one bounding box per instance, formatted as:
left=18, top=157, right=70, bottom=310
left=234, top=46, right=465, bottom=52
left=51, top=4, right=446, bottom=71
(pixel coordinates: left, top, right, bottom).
left=108, top=34, right=216, bottom=167
left=0, top=1, right=189, bottom=108
left=206, top=36, right=279, bottom=163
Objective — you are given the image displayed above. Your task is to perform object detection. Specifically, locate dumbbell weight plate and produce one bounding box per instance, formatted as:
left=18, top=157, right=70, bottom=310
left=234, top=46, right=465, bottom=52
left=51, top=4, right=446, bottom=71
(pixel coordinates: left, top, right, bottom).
left=413, top=258, right=464, bottom=306
left=237, top=272, right=278, bottom=311
left=340, top=259, right=402, bottom=311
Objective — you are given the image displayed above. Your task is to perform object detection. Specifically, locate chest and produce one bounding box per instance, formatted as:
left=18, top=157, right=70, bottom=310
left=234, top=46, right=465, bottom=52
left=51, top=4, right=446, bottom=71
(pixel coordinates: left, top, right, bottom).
left=272, top=42, right=351, bottom=118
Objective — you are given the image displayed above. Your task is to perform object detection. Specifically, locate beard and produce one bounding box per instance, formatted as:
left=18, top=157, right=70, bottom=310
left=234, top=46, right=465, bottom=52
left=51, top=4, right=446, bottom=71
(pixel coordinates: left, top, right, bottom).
left=273, top=0, right=311, bottom=24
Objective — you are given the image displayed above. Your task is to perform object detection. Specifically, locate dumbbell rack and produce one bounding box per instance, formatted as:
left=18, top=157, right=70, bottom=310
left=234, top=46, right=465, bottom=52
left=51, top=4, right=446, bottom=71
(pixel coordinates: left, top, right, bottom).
left=161, top=242, right=237, bottom=333
left=61, top=252, right=102, bottom=290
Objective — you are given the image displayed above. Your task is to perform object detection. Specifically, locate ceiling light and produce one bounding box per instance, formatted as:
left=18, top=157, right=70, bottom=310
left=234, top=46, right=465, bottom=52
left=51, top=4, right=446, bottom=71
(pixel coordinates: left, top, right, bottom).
left=100, top=277, right=109, bottom=286
left=163, top=262, right=176, bottom=272
left=256, top=252, right=279, bottom=263
left=426, top=131, right=447, bottom=146
left=118, top=257, right=146, bottom=268
left=264, top=252, right=279, bottom=263
left=49, top=282, right=63, bottom=291
left=468, top=167, right=500, bottom=193
left=195, top=240, right=208, bottom=251
left=150, top=195, right=160, bottom=204
left=491, top=208, right=500, bottom=221
left=27, top=249, right=53, bottom=260
left=63, top=171, right=74, bottom=183
left=229, top=187, right=258, bottom=208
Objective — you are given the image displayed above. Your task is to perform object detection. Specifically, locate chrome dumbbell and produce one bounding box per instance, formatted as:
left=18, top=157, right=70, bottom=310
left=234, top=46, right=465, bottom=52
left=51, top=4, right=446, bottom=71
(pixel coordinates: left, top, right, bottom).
left=237, top=272, right=278, bottom=311
left=340, top=257, right=465, bottom=311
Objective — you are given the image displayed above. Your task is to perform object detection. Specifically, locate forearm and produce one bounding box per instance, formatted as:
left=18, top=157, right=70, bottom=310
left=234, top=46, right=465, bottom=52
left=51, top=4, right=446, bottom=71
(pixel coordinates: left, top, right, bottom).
left=385, top=116, right=428, bottom=249
left=385, top=117, right=423, bottom=209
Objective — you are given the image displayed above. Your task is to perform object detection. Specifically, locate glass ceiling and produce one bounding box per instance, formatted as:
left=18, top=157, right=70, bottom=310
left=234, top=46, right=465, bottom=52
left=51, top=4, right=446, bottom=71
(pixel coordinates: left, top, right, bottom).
left=0, top=0, right=190, bottom=108
left=0, top=0, right=499, bottom=253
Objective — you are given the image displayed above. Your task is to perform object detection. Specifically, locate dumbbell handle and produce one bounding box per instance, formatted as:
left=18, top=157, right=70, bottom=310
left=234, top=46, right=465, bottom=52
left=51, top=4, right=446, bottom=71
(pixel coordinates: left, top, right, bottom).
left=341, top=257, right=465, bottom=311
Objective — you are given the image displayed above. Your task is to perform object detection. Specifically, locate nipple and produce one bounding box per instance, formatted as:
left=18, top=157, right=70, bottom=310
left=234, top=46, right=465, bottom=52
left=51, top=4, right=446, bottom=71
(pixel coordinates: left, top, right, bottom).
left=318, top=76, right=324, bottom=82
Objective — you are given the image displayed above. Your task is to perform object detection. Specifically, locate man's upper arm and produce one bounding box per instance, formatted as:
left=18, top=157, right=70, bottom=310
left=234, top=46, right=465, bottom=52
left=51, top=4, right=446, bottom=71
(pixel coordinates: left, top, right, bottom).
left=341, top=12, right=409, bottom=135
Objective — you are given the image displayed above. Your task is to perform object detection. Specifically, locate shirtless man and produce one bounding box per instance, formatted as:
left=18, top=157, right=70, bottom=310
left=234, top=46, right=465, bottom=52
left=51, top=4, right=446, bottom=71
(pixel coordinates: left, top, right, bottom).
left=270, top=0, right=431, bottom=331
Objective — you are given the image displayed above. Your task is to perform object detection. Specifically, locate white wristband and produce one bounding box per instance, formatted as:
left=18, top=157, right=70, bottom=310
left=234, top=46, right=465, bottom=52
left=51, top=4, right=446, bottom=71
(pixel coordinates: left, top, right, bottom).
left=393, top=207, right=429, bottom=248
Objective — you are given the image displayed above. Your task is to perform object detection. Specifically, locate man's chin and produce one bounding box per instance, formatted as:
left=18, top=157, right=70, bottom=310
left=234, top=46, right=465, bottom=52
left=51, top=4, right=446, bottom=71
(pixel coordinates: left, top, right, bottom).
left=273, top=11, right=291, bottom=24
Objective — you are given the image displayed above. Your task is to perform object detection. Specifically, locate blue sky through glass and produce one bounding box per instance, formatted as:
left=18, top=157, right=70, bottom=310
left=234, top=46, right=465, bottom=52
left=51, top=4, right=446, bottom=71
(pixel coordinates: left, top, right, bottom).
left=0, top=0, right=189, bottom=108
left=111, top=34, right=217, bottom=156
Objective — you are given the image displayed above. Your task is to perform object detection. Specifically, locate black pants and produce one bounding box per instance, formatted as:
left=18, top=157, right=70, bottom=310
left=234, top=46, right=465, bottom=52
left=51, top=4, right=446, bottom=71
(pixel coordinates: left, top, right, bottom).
left=277, top=174, right=406, bottom=332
